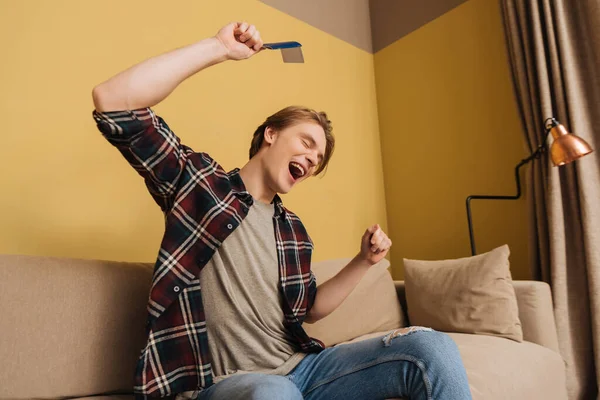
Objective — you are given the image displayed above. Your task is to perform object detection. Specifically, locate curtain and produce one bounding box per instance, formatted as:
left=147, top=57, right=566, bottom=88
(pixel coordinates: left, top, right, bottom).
left=500, top=0, right=600, bottom=398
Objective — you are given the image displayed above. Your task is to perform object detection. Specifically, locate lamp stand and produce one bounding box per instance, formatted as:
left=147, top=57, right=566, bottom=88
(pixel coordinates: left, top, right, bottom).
left=466, top=134, right=549, bottom=256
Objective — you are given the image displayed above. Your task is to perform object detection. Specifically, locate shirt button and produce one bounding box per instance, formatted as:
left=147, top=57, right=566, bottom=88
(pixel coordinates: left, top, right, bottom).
left=174, top=286, right=180, bottom=293
left=227, top=224, right=233, bottom=229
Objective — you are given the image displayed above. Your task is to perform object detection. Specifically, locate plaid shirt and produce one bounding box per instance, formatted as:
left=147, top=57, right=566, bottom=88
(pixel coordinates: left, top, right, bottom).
left=92, top=108, right=324, bottom=399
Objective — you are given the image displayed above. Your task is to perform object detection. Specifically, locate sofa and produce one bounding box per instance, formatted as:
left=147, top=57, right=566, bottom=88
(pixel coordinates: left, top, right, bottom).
left=0, top=253, right=567, bottom=399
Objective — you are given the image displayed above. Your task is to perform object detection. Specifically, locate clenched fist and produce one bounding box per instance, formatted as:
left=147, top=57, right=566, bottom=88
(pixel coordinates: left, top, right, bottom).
left=215, top=22, right=264, bottom=61
left=359, top=224, right=392, bottom=266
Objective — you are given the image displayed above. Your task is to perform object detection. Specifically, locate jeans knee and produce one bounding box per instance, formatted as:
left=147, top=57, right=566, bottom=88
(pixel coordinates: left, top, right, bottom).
left=417, top=331, right=463, bottom=372
left=433, top=331, right=461, bottom=357
left=391, top=329, right=461, bottom=366
left=245, top=375, right=302, bottom=400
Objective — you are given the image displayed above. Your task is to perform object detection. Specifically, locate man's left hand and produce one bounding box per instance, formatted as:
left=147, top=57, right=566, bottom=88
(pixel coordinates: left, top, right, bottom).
left=359, top=224, right=392, bottom=266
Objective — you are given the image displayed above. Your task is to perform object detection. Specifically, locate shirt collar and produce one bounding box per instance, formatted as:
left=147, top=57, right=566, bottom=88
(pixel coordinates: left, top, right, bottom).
left=227, top=168, right=286, bottom=218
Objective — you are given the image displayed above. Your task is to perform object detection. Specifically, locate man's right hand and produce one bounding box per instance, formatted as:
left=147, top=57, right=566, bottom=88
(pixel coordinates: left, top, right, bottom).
left=215, top=22, right=264, bottom=61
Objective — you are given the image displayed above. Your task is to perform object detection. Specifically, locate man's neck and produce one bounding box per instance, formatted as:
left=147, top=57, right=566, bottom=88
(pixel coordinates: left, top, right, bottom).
left=238, top=158, right=276, bottom=205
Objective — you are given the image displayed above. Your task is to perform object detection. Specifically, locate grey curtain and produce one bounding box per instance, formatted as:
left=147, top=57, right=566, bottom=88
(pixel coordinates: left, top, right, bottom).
left=500, top=1, right=600, bottom=399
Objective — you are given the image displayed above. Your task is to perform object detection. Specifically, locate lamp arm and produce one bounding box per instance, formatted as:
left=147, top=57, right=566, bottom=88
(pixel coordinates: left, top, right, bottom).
left=465, top=129, right=551, bottom=256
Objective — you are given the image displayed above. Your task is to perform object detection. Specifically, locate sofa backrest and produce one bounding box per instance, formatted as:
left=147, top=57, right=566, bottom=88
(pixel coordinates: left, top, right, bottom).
left=0, top=254, right=153, bottom=399
left=304, top=257, right=406, bottom=346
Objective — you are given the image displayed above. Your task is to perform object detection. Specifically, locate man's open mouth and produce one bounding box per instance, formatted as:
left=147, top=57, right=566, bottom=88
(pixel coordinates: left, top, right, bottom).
left=289, top=162, right=306, bottom=181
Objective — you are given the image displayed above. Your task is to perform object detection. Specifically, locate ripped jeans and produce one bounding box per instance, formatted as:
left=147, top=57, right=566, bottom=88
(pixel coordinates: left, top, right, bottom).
left=194, top=327, right=472, bottom=400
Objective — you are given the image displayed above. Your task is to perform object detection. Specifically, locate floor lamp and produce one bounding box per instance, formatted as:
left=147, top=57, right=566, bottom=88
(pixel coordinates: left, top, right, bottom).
left=466, top=118, right=593, bottom=256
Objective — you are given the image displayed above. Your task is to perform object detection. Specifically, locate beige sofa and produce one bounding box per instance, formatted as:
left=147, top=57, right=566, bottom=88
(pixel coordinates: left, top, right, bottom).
left=0, top=254, right=567, bottom=399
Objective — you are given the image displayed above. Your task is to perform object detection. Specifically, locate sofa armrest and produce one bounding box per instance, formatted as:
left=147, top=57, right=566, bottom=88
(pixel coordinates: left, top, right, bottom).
left=394, top=280, right=560, bottom=352
left=512, top=280, right=560, bottom=352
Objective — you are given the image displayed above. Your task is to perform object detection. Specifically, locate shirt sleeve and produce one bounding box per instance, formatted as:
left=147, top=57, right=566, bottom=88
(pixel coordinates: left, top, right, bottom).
left=92, top=108, right=191, bottom=212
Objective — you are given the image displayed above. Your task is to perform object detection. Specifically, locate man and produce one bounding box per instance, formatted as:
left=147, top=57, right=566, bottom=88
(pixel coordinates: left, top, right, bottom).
left=92, top=21, right=472, bottom=400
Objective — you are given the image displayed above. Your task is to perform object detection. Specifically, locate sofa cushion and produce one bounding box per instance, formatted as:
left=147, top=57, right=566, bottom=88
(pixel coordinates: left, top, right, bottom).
left=403, top=244, right=523, bottom=342
left=339, top=330, right=567, bottom=399
left=450, top=332, right=566, bottom=399
left=303, top=257, right=406, bottom=347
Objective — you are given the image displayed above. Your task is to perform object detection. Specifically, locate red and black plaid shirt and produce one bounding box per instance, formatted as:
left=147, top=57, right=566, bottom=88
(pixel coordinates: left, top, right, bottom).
left=92, top=108, right=324, bottom=399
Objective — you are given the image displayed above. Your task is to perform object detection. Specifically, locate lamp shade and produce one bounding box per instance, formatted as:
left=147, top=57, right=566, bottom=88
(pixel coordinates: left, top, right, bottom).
left=547, top=120, right=593, bottom=166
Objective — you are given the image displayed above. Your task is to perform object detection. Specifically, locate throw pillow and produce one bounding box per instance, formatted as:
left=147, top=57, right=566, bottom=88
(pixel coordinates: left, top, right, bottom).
left=403, top=244, right=523, bottom=342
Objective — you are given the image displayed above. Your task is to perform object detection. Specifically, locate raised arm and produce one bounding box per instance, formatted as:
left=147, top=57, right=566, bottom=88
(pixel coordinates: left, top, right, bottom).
left=305, top=224, right=392, bottom=323
left=91, top=22, right=263, bottom=212
left=92, top=22, right=263, bottom=112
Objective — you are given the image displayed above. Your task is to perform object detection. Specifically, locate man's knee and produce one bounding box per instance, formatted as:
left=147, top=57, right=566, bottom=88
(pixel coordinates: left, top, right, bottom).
left=385, top=328, right=462, bottom=366
left=239, top=374, right=302, bottom=400
left=428, top=330, right=460, bottom=356
left=415, top=330, right=463, bottom=375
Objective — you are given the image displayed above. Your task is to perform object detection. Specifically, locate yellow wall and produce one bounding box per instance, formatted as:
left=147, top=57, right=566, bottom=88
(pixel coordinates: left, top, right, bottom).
left=0, top=1, right=386, bottom=264
left=374, top=0, right=531, bottom=279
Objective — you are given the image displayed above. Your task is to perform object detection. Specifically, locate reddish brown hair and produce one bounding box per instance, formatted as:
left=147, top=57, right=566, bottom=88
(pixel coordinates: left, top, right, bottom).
left=249, top=106, right=335, bottom=176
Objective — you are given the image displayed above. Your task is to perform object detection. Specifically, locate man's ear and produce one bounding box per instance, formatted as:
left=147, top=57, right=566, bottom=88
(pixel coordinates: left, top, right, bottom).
left=263, top=126, right=277, bottom=145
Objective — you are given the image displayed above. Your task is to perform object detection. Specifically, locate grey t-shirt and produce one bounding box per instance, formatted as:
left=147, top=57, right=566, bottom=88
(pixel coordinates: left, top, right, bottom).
left=198, top=198, right=306, bottom=383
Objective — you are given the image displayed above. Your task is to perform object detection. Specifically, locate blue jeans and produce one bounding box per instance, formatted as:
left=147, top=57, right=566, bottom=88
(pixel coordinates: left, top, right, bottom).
left=196, top=328, right=472, bottom=400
